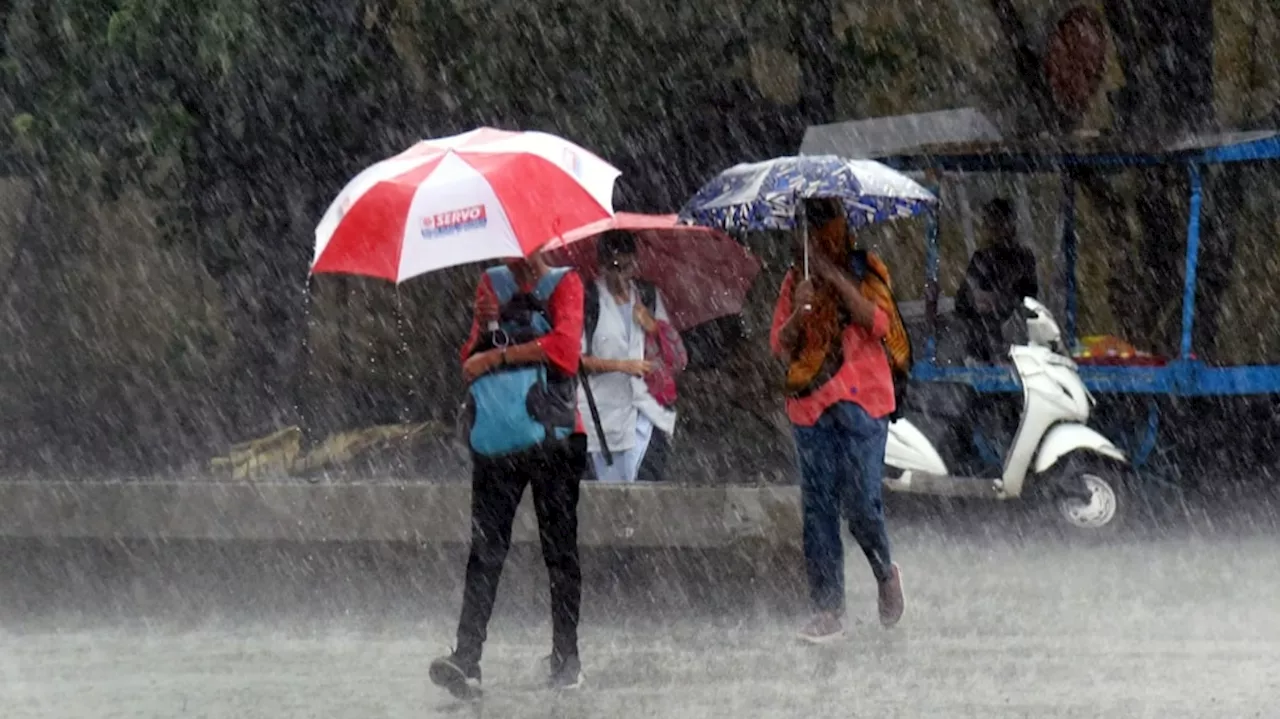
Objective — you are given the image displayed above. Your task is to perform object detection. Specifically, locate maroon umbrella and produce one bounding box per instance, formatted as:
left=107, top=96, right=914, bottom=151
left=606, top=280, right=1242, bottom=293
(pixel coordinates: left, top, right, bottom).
left=543, top=213, right=761, bottom=332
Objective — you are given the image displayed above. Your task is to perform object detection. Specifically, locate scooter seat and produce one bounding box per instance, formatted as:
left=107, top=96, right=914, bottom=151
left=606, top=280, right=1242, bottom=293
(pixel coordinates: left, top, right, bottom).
left=899, top=381, right=1008, bottom=476
left=903, top=381, right=979, bottom=422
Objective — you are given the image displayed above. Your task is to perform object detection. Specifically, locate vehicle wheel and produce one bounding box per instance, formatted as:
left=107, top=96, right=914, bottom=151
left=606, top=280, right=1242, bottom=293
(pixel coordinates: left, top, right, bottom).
left=1040, top=457, right=1130, bottom=536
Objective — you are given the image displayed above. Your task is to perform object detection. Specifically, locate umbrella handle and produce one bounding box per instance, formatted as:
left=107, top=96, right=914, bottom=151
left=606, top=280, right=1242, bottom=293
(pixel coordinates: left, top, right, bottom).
left=486, top=321, right=512, bottom=349
left=799, top=199, right=815, bottom=314
left=803, top=231, right=809, bottom=281
left=798, top=198, right=810, bottom=281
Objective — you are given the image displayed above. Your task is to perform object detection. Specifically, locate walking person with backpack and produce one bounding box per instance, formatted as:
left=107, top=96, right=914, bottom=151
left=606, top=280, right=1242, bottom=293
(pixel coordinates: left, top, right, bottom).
left=430, top=251, right=588, bottom=698
left=770, top=197, right=909, bottom=644
left=580, top=231, right=688, bottom=483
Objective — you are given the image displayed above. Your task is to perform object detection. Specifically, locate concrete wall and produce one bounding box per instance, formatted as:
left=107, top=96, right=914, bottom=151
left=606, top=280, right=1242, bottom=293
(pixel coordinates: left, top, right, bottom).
left=0, top=481, right=803, bottom=549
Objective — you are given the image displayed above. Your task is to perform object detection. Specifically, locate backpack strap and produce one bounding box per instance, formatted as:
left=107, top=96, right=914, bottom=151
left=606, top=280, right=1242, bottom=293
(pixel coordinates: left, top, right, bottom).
left=485, top=265, right=570, bottom=307
left=583, top=280, right=602, bottom=353
left=850, top=249, right=884, bottom=284
left=851, top=250, right=913, bottom=417
left=636, top=279, right=658, bottom=315
left=533, top=266, right=571, bottom=303
left=484, top=266, right=518, bottom=304
left=583, top=279, right=659, bottom=355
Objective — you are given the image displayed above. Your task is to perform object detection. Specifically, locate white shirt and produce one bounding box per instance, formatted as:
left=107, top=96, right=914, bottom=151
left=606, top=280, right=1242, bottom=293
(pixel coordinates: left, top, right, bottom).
left=577, top=278, right=678, bottom=454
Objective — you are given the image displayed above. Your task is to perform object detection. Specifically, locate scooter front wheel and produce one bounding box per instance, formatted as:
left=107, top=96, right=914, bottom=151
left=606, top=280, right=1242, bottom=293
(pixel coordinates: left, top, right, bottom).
left=1042, top=457, right=1129, bottom=535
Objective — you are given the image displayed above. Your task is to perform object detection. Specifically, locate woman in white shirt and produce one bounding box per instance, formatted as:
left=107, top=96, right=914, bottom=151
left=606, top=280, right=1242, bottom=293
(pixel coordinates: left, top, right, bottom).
left=579, top=232, right=685, bottom=482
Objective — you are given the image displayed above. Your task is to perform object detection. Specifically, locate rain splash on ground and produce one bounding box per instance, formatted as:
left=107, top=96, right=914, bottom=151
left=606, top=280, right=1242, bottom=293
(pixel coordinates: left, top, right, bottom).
left=1, top=506, right=1278, bottom=718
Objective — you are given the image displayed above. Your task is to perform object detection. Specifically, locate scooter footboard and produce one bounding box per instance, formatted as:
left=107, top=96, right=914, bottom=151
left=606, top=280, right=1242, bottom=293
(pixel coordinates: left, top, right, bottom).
left=886, top=418, right=949, bottom=476
left=1033, top=423, right=1127, bottom=475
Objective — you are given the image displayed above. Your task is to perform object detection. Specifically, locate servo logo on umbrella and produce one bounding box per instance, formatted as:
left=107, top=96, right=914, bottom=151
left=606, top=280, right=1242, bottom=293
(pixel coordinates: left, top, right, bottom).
left=421, top=204, right=488, bottom=238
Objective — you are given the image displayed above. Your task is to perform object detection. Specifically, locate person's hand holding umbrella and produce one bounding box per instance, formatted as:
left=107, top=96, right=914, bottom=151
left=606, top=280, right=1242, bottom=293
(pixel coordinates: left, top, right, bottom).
left=461, top=276, right=508, bottom=382
left=793, top=276, right=816, bottom=314
left=811, top=252, right=878, bottom=329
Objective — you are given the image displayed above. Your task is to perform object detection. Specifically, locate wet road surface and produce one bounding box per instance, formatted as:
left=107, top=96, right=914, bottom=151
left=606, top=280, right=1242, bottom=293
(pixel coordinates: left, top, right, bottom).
left=1, top=508, right=1278, bottom=718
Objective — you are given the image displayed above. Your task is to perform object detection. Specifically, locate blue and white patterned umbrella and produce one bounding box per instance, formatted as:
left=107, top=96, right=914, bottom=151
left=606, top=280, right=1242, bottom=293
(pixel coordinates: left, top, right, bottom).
left=677, top=155, right=937, bottom=232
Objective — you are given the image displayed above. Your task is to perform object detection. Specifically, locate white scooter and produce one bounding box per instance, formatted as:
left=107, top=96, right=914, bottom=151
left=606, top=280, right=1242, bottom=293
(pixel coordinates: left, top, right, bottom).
left=884, top=297, right=1130, bottom=532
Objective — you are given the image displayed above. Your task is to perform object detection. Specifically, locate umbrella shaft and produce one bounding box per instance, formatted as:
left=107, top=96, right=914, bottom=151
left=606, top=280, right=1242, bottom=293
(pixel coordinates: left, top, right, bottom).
left=800, top=202, right=810, bottom=281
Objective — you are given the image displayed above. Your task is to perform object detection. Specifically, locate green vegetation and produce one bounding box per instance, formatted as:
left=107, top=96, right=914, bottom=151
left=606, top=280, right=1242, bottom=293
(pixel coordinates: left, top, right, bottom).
left=0, top=0, right=1277, bottom=476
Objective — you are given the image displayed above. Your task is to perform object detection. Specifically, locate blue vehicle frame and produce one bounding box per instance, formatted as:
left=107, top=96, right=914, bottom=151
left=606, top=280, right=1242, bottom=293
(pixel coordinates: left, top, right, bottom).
left=875, top=131, right=1280, bottom=473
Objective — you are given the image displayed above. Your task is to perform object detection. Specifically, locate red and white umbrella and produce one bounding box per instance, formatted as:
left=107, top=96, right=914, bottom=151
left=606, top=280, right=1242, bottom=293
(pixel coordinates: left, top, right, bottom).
left=311, top=127, right=621, bottom=283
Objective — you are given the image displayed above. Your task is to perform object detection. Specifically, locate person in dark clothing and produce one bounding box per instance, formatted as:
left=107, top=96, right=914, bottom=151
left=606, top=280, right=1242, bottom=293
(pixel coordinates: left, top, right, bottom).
left=955, top=198, right=1040, bottom=362
left=429, top=252, right=587, bottom=699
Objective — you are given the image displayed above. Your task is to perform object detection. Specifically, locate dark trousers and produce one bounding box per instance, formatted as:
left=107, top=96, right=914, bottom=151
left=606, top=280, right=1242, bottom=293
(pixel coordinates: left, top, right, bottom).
left=962, top=313, right=1005, bottom=363
left=635, top=427, right=672, bottom=482
left=792, top=401, right=892, bottom=614
left=455, top=436, right=586, bottom=665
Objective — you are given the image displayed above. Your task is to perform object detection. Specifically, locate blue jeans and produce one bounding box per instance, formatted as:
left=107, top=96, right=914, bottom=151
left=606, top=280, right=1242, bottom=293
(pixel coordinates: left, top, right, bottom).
left=792, top=401, right=892, bottom=614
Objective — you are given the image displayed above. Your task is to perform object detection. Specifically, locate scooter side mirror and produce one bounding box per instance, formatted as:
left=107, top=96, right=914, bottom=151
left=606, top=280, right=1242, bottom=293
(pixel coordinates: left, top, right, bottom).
left=1020, top=298, right=1064, bottom=352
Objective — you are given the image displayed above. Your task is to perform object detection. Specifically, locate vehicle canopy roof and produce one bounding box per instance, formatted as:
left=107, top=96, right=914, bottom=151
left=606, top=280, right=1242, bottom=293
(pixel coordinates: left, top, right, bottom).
left=872, top=130, right=1280, bottom=173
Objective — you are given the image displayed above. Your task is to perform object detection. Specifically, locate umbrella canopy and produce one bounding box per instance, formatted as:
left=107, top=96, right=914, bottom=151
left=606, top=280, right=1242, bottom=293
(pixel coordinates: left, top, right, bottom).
left=311, top=127, right=621, bottom=283
left=543, top=213, right=762, bottom=332
left=678, top=154, right=936, bottom=232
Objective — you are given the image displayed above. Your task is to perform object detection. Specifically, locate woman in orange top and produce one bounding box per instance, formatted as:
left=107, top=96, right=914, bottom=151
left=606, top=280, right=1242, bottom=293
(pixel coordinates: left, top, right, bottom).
left=770, top=198, right=905, bottom=644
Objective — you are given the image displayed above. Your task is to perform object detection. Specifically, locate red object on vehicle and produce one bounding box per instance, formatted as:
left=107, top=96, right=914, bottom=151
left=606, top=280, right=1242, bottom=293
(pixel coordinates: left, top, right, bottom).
left=1074, top=355, right=1169, bottom=367
left=1073, top=334, right=1168, bottom=367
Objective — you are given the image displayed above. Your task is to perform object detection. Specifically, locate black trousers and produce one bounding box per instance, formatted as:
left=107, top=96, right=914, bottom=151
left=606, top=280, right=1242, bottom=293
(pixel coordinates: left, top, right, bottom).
left=961, top=314, right=1004, bottom=363
left=455, top=435, right=586, bottom=665
left=635, top=427, right=672, bottom=482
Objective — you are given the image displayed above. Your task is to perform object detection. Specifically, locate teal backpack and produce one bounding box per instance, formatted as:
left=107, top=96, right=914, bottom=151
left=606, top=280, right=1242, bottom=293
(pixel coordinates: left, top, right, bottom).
left=464, top=266, right=579, bottom=458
